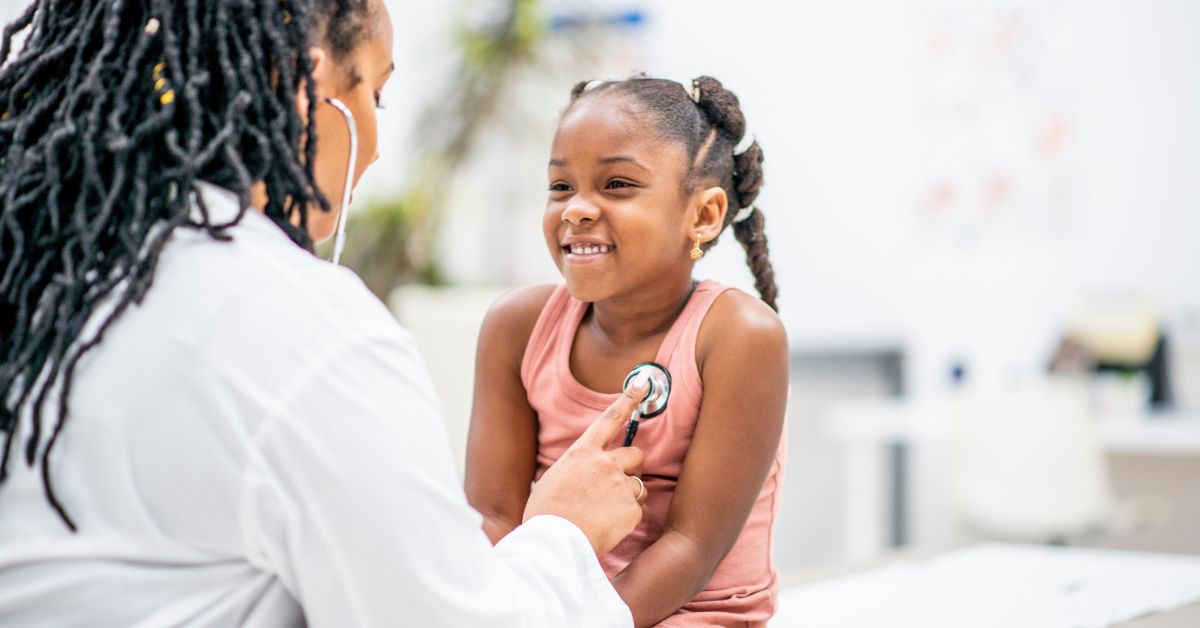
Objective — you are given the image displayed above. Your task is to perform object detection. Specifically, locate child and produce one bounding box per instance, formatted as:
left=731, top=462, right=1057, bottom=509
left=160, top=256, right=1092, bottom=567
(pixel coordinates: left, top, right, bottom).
left=465, top=76, right=788, bottom=627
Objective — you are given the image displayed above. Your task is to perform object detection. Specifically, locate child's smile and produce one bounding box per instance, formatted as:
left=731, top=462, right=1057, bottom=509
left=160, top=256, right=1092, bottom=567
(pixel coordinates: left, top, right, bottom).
left=561, top=236, right=615, bottom=264
left=544, top=94, right=694, bottom=304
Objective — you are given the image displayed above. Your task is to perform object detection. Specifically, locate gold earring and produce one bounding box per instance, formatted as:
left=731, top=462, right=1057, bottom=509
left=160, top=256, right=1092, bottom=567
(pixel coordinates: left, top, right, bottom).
left=690, top=236, right=704, bottom=260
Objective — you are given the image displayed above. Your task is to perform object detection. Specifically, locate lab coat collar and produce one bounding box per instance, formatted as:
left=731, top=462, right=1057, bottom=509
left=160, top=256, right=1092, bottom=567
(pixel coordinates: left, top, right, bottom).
left=190, top=180, right=247, bottom=225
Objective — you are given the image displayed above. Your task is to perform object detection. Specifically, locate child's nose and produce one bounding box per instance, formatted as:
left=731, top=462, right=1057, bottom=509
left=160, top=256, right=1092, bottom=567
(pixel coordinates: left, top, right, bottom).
left=562, top=198, right=601, bottom=224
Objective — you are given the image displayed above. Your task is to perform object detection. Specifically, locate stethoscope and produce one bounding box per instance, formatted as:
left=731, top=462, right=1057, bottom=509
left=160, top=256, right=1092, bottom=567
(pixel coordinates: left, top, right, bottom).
left=324, top=97, right=357, bottom=266
left=621, top=362, right=672, bottom=447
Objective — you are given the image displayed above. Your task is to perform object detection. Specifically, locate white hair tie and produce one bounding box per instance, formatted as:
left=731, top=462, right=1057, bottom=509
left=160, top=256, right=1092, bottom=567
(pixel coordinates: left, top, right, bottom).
left=686, top=80, right=701, bottom=103
left=733, top=129, right=755, bottom=156
left=584, top=80, right=605, bottom=93
left=732, top=205, right=757, bottom=224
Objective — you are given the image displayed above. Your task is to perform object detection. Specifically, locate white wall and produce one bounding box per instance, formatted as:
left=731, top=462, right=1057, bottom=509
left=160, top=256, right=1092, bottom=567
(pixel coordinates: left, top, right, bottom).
left=360, top=0, right=1200, bottom=400
left=628, top=0, right=1200, bottom=395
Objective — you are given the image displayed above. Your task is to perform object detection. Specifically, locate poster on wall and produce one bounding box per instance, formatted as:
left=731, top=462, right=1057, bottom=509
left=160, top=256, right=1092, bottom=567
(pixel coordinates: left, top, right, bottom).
left=913, top=0, right=1087, bottom=246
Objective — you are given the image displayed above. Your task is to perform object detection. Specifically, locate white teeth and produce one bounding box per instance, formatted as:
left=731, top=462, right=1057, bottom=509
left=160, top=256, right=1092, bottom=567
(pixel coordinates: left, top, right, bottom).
left=568, top=244, right=611, bottom=255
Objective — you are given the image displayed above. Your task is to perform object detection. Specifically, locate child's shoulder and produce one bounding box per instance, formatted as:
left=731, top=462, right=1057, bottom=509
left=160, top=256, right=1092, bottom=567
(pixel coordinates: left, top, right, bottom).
left=478, top=283, right=560, bottom=347
left=697, top=287, right=788, bottom=365
left=704, top=286, right=785, bottom=337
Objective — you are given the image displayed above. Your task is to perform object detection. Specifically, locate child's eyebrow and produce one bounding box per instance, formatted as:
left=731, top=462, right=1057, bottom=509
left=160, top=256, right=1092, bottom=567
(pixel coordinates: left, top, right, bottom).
left=547, top=156, right=649, bottom=170
left=598, top=155, right=648, bottom=170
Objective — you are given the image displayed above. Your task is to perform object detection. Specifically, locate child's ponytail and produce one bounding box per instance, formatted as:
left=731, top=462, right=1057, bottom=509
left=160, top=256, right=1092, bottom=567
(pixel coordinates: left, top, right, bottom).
left=691, top=76, right=778, bottom=312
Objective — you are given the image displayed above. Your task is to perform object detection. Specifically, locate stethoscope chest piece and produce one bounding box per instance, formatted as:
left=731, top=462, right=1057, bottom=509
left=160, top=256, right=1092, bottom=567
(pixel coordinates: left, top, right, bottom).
left=621, top=362, right=672, bottom=446
left=623, top=362, right=671, bottom=418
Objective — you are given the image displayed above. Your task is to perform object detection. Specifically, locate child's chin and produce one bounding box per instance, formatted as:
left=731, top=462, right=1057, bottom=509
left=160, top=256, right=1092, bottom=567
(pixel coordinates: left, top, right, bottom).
left=561, top=278, right=609, bottom=304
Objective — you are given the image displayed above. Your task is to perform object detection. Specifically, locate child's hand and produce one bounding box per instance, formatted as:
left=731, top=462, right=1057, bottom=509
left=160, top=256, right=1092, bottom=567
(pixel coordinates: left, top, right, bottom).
left=523, top=378, right=650, bottom=555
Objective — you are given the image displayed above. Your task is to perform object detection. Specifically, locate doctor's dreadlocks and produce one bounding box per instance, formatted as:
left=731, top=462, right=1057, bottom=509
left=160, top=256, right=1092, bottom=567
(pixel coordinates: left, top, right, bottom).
left=0, top=0, right=375, bottom=530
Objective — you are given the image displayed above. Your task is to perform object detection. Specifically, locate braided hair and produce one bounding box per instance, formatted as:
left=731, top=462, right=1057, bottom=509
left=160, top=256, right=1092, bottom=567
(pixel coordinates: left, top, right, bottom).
left=0, top=0, right=375, bottom=530
left=566, top=75, right=778, bottom=311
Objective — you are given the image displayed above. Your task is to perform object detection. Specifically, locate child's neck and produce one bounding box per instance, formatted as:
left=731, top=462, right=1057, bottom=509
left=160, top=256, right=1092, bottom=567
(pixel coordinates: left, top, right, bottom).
left=587, top=276, right=697, bottom=346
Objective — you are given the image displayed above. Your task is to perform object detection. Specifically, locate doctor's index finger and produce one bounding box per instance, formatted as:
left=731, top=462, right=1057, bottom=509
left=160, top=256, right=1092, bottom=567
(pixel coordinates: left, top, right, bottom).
left=574, top=376, right=648, bottom=450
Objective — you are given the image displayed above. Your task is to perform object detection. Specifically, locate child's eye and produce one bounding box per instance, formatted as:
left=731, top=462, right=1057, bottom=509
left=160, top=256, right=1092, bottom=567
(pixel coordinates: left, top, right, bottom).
left=548, top=182, right=572, bottom=192
left=606, top=179, right=635, bottom=190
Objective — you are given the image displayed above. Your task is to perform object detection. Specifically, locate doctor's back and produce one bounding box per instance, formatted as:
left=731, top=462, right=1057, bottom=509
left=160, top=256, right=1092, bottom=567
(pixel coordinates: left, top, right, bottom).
left=0, top=184, right=468, bottom=626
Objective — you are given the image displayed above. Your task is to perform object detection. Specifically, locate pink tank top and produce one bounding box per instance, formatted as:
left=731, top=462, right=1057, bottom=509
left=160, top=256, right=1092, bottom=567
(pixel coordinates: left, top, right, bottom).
left=521, top=281, right=786, bottom=626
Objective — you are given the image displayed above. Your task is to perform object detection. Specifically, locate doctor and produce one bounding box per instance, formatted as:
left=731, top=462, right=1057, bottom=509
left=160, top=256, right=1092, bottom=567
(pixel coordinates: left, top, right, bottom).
left=0, top=1, right=648, bottom=626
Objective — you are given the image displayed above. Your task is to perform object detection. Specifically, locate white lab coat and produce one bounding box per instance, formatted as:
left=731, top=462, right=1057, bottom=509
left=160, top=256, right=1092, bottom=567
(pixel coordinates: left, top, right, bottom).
left=0, top=182, right=632, bottom=627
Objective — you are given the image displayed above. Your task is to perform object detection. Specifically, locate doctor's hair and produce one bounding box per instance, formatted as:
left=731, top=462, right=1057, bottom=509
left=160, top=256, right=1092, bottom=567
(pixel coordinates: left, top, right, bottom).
left=566, top=76, right=777, bottom=312
left=0, top=0, right=376, bottom=531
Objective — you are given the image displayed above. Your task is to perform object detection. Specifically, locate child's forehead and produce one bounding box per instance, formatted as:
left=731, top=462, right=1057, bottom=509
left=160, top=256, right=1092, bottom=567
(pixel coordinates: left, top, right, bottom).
left=553, top=95, right=680, bottom=162
left=559, top=96, right=648, bottom=140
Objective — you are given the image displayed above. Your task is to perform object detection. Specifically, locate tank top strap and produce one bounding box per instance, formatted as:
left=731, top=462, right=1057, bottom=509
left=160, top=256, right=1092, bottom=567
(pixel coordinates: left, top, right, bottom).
left=520, top=284, right=582, bottom=386
left=653, top=279, right=737, bottom=401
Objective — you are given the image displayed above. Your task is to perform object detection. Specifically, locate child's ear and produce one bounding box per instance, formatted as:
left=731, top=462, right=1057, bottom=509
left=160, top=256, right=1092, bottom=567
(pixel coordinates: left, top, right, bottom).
left=692, top=186, right=728, bottom=243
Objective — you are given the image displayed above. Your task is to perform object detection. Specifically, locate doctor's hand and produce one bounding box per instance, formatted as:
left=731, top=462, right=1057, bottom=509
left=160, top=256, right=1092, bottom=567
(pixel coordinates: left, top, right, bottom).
left=523, top=379, right=650, bottom=556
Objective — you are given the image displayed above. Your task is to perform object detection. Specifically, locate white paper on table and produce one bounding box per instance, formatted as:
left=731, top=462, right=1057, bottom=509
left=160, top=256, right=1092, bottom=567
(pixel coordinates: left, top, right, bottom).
left=772, top=543, right=1200, bottom=628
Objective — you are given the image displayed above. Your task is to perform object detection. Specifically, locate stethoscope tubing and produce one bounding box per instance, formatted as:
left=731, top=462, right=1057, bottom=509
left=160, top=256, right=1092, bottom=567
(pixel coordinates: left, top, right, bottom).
left=324, top=97, right=357, bottom=266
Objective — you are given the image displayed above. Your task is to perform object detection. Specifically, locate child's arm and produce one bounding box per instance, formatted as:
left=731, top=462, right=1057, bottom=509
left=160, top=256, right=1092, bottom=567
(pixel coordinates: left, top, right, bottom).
left=610, top=291, right=789, bottom=627
left=464, top=285, right=557, bottom=544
